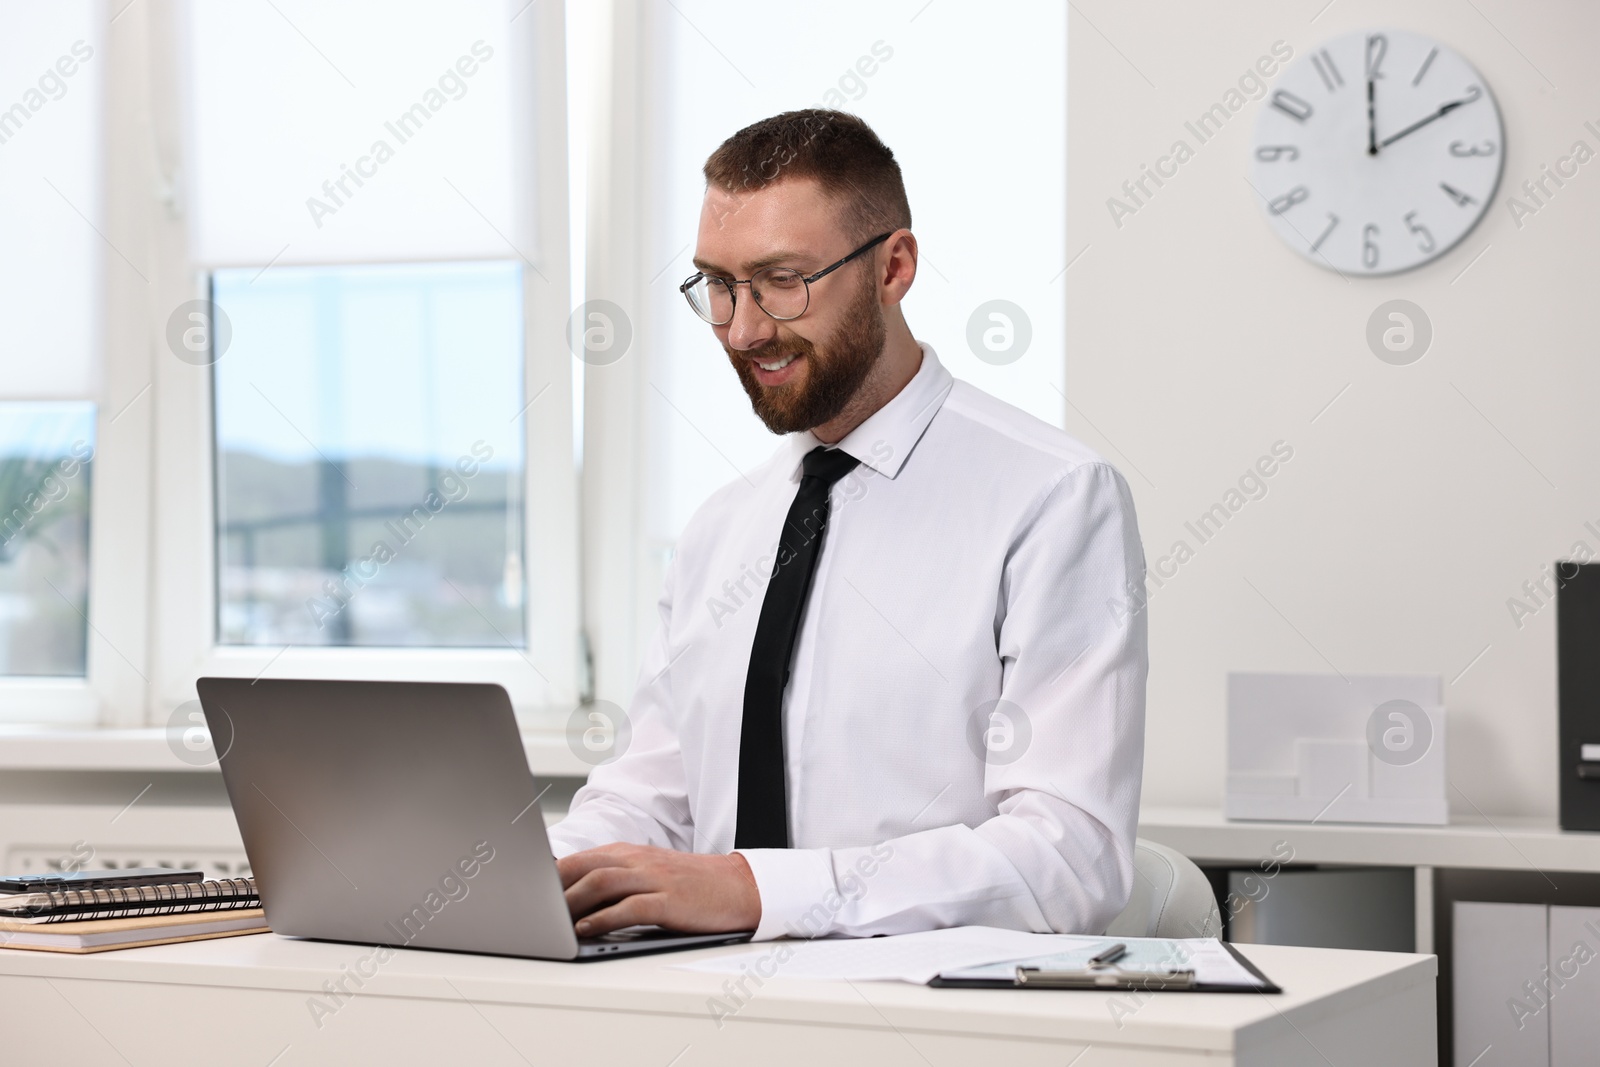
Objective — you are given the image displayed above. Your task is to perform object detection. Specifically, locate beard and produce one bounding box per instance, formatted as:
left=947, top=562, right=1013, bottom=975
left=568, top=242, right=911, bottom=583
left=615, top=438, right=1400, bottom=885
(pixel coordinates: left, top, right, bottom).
left=725, top=270, right=886, bottom=435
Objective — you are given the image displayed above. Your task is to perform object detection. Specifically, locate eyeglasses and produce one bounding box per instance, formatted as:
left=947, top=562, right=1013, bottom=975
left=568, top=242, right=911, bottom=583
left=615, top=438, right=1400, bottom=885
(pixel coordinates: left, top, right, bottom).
left=679, top=232, right=892, bottom=326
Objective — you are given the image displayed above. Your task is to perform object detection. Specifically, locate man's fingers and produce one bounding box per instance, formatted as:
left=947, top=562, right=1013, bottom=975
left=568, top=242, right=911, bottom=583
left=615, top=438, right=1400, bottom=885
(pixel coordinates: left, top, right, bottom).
left=555, top=843, right=642, bottom=888
left=574, top=892, right=667, bottom=938
left=556, top=853, right=598, bottom=889
left=564, top=864, right=656, bottom=920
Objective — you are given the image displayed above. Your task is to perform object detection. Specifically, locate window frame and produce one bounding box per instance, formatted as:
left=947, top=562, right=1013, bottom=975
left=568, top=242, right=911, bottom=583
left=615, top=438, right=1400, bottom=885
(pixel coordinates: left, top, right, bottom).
left=0, top=0, right=152, bottom=727
left=143, top=0, right=581, bottom=729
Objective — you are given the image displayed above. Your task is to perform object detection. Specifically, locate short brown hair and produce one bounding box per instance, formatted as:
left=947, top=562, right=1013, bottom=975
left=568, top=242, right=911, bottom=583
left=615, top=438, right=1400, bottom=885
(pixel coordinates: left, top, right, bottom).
left=702, top=109, right=912, bottom=242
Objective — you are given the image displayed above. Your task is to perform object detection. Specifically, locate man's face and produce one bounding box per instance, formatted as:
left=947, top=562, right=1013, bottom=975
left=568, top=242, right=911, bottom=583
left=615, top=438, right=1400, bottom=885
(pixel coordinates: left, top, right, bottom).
left=693, top=177, right=886, bottom=435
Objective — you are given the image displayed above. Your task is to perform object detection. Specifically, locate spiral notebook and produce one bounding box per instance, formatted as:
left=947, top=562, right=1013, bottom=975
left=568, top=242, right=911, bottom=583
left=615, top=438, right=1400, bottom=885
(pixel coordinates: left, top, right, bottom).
left=0, top=908, right=270, bottom=954
left=0, top=877, right=259, bottom=924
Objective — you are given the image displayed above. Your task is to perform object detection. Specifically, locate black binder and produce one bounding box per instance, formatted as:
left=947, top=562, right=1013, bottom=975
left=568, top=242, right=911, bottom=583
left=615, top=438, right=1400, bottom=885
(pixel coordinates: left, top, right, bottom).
left=1558, top=562, right=1600, bottom=830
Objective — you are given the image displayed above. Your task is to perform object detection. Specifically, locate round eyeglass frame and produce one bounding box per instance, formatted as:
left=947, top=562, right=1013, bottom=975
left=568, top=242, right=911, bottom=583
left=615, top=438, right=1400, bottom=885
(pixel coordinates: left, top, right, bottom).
left=678, top=232, right=892, bottom=325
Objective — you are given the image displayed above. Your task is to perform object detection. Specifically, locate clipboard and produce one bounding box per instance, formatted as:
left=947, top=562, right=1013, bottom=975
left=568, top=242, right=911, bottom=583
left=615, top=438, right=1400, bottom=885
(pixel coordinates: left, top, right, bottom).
left=928, top=940, right=1281, bottom=993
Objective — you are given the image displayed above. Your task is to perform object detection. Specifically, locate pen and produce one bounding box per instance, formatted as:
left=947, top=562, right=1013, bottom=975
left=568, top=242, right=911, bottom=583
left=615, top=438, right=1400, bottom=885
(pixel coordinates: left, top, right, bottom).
left=1087, top=942, right=1127, bottom=968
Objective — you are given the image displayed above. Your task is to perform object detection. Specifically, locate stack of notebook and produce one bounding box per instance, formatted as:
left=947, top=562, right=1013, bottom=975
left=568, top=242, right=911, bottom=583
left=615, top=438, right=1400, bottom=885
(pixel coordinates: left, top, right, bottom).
left=0, top=869, right=268, bottom=954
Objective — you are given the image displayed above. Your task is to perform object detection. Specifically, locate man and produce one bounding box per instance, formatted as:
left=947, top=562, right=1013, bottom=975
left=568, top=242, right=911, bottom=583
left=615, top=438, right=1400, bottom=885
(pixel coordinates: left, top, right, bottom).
left=551, top=110, right=1147, bottom=943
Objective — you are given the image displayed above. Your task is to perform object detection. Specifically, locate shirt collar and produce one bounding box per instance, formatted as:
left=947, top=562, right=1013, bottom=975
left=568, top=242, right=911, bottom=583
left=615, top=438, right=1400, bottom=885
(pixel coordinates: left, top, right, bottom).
left=783, top=342, right=954, bottom=482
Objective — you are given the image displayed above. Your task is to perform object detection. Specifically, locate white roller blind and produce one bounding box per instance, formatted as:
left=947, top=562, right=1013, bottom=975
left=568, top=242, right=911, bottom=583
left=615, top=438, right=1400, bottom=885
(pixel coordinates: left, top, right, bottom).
left=0, top=0, right=103, bottom=398
left=640, top=1, right=1066, bottom=542
left=181, top=0, right=524, bottom=265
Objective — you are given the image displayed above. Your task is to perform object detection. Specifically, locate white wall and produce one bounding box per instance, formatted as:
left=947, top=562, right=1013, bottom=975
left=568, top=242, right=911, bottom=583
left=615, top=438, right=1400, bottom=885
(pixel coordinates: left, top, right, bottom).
left=1068, top=0, right=1600, bottom=817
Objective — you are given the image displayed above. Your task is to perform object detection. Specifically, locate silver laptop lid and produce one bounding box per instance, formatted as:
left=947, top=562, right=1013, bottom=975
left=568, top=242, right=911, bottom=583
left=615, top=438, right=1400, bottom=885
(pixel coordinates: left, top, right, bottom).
left=197, top=677, right=579, bottom=960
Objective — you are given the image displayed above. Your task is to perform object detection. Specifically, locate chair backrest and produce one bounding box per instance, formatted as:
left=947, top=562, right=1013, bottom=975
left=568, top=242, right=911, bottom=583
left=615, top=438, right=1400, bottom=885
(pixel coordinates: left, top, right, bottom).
left=1104, top=838, right=1222, bottom=939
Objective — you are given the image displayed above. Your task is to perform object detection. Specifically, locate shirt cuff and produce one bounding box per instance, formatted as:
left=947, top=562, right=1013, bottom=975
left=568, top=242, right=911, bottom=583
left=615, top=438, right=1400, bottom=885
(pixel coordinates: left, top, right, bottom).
left=543, top=814, right=581, bottom=860
left=734, top=847, right=838, bottom=941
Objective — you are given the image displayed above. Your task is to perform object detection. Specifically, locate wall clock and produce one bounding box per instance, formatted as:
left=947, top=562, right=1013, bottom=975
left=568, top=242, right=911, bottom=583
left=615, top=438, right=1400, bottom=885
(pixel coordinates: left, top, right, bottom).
left=1249, top=29, right=1504, bottom=275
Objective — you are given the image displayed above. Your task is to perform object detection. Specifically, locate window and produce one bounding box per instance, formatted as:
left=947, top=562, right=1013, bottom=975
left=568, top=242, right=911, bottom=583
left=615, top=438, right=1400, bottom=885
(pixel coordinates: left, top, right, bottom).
left=0, top=404, right=95, bottom=676
left=0, top=0, right=147, bottom=726
left=211, top=262, right=527, bottom=649
left=148, top=0, right=578, bottom=722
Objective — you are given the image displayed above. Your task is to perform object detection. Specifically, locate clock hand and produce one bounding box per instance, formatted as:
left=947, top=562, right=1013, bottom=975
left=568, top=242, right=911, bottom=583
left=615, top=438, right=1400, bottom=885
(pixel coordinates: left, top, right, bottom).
left=1367, top=78, right=1377, bottom=156
left=1378, top=84, right=1482, bottom=149
left=1364, top=33, right=1384, bottom=157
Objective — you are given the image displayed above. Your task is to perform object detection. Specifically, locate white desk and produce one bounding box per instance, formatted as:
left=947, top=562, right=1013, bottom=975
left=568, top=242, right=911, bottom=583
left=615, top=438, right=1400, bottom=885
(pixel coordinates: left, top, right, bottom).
left=0, top=932, right=1434, bottom=1066
left=1138, top=805, right=1600, bottom=873
left=1137, top=805, right=1600, bottom=957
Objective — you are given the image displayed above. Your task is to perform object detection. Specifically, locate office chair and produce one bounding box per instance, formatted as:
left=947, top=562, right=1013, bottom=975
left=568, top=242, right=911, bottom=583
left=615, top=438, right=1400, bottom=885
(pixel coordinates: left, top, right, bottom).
left=1104, top=838, right=1223, bottom=939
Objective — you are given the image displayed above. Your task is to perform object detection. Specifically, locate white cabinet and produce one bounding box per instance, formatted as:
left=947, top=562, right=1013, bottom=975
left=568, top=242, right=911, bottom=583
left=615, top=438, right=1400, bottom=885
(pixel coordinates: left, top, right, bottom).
left=1454, top=902, right=1600, bottom=1067
left=1453, top=902, right=1549, bottom=1067
left=1548, top=906, right=1600, bottom=1067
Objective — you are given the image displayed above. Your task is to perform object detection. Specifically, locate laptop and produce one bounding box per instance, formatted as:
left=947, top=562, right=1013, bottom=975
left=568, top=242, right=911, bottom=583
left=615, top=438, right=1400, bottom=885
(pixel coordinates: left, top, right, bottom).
left=196, top=677, right=753, bottom=960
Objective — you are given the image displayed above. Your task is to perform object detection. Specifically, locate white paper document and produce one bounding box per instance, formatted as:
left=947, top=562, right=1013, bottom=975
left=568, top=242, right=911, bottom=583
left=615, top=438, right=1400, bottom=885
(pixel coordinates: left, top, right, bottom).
left=673, top=926, right=1089, bottom=983
left=674, top=927, right=1269, bottom=988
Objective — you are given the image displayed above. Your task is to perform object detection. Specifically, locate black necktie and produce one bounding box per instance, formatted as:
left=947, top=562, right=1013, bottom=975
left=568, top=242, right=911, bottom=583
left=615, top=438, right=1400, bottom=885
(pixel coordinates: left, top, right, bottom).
left=735, top=445, right=861, bottom=849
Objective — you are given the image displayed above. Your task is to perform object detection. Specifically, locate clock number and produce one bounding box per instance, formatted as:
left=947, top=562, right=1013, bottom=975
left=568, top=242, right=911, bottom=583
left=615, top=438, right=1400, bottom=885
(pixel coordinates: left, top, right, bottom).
left=1313, top=49, right=1344, bottom=92
left=1440, top=181, right=1478, bottom=207
left=1270, top=90, right=1314, bottom=124
left=1449, top=139, right=1497, bottom=157
left=1255, top=145, right=1300, bottom=162
left=1403, top=210, right=1436, bottom=253
left=1362, top=224, right=1380, bottom=269
left=1365, top=34, right=1388, bottom=80
left=1310, top=213, right=1340, bottom=253
left=1269, top=186, right=1310, bottom=215
left=1412, top=46, right=1438, bottom=87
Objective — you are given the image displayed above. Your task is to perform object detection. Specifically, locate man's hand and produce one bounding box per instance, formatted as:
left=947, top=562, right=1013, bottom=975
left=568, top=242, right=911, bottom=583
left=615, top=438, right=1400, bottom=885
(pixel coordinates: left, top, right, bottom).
left=556, top=844, right=761, bottom=937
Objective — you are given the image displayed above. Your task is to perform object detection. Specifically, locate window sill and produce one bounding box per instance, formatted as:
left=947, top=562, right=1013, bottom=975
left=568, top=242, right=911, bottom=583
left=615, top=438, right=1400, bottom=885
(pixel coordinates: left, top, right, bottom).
left=0, top=726, right=593, bottom=777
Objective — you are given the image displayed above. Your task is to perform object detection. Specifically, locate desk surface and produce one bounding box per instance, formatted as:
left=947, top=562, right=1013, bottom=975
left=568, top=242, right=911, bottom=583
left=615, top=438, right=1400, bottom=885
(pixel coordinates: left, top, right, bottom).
left=1139, top=804, right=1600, bottom=872
left=0, top=930, right=1433, bottom=1062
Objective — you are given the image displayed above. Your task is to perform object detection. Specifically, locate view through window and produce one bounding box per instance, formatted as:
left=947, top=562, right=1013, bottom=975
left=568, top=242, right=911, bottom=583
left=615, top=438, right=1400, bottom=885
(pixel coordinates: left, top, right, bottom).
left=211, top=261, right=526, bottom=648
left=0, top=403, right=95, bottom=675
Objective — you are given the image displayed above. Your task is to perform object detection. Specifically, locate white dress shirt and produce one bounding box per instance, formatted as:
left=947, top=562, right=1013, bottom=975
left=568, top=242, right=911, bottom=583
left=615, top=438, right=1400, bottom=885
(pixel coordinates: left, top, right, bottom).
left=549, top=344, right=1148, bottom=941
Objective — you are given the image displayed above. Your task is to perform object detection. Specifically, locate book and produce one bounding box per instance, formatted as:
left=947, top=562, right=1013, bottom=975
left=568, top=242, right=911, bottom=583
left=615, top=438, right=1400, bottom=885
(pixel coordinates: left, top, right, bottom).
left=0, top=876, right=258, bottom=923
left=0, top=907, right=270, bottom=954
